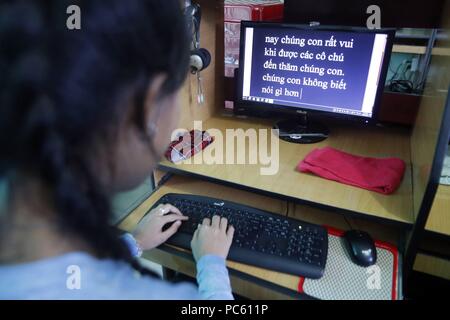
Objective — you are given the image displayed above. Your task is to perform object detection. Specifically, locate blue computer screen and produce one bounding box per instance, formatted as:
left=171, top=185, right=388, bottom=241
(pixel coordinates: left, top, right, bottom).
left=240, top=25, right=390, bottom=118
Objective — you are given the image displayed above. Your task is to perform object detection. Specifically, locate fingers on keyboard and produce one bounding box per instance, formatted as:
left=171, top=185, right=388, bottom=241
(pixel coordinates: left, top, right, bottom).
left=227, top=225, right=235, bottom=240
left=220, top=217, right=228, bottom=231
left=202, top=217, right=211, bottom=226
left=212, top=215, right=221, bottom=228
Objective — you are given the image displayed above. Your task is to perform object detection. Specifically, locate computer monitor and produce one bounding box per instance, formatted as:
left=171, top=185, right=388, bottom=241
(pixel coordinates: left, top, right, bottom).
left=235, top=22, right=395, bottom=143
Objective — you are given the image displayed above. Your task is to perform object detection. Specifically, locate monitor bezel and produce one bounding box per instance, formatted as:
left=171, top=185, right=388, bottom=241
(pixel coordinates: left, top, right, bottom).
left=235, top=21, right=395, bottom=125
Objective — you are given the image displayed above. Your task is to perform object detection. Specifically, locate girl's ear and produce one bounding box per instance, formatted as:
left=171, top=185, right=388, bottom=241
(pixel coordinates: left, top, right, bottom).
left=143, top=74, right=167, bottom=133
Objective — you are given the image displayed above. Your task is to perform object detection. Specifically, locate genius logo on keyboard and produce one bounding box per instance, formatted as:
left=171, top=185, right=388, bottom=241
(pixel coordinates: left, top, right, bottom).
left=214, top=202, right=225, bottom=207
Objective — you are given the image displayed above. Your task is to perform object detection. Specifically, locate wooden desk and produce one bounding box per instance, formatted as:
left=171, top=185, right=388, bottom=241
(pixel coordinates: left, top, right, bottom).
left=412, top=184, right=450, bottom=281
left=119, top=174, right=402, bottom=299
left=160, top=116, right=413, bottom=226
left=425, top=185, right=450, bottom=237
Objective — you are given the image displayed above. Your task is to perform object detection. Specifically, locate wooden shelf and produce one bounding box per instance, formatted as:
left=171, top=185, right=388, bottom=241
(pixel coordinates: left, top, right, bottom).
left=431, top=47, right=450, bottom=56
left=392, top=44, right=426, bottom=55
left=160, top=116, right=414, bottom=226
left=426, top=184, right=450, bottom=237
left=414, top=253, right=450, bottom=281
left=391, top=45, right=450, bottom=56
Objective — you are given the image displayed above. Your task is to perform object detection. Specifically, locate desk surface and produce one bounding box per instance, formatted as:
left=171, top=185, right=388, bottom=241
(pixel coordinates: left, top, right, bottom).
left=160, top=116, right=414, bottom=226
left=426, top=184, right=450, bottom=237
left=119, top=174, right=402, bottom=299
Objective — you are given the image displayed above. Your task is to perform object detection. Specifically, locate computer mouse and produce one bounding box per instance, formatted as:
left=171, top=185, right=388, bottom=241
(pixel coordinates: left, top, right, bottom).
left=343, top=230, right=377, bottom=267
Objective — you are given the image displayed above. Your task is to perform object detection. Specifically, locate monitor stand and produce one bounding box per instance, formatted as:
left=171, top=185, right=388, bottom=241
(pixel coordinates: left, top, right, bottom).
left=274, top=114, right=329, bottom=144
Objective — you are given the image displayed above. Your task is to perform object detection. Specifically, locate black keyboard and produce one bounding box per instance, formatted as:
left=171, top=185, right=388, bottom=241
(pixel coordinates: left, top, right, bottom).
left=149, top=193, right=328, bottom=279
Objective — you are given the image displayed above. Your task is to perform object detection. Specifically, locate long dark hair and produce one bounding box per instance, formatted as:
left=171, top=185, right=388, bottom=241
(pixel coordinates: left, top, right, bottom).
left=0, top=0, right=190, bottom=271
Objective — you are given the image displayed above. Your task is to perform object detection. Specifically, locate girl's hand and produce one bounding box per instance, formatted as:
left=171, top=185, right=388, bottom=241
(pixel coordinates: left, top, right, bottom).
left=190, top=215, right=235, bottom=261
left=132, top=204, right=188, bottom=251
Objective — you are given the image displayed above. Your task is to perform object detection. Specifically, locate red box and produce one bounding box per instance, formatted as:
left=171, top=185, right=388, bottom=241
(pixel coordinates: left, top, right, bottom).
left=224, top=1, right=284, bottom=78
left=224, top=0, right=284, bottom=22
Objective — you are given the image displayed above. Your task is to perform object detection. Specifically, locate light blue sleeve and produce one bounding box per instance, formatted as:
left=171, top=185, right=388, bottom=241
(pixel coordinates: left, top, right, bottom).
left=121, top=233, right=233, bottom=300
left=196, top=255, right=234, bottom=300
left=121, top=233, right=142, bottom=258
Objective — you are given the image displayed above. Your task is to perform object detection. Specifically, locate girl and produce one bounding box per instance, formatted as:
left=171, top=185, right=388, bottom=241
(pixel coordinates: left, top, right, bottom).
left=0, top=0, right=234, bottom=299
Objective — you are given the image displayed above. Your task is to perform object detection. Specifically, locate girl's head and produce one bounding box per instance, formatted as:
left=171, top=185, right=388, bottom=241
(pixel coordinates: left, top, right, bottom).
left=0, top=0, right=190, bottom=261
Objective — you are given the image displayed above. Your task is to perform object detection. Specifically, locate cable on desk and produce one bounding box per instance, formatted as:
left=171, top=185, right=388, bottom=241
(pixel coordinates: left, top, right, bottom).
left=343, top=214, right=355, bottom=230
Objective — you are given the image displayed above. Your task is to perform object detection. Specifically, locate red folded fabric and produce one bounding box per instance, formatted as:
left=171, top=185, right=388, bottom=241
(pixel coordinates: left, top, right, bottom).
left=297, top=147, right=406, bottom=195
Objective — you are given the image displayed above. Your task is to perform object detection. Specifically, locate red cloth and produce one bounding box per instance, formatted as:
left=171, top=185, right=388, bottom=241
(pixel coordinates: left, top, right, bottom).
left=297, top=147, right=406, bottom=195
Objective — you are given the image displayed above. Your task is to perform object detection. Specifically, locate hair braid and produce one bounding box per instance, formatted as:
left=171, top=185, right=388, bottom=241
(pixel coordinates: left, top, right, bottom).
left=1, top=0, right=189, bottom=278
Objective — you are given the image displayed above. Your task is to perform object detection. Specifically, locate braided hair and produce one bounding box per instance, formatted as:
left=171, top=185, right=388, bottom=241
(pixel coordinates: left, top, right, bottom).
left=0, top=0, right=190, bottom=272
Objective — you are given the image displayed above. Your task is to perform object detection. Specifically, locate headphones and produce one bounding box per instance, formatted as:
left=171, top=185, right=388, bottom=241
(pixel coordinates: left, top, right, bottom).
left=185, top=2, right=211, bottom=74
left=190, top=48, right=211, bottom=74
